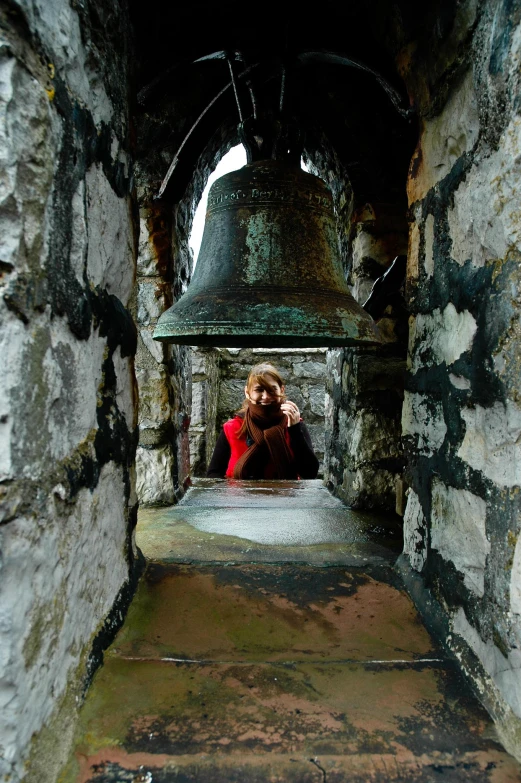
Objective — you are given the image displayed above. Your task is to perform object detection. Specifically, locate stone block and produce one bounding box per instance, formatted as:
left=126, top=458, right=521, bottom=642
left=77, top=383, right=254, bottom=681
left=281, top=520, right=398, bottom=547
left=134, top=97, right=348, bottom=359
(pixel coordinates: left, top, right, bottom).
left=431, top=480, right=489, bottom=597
left=191, top=382, right=207, bottom=427
left=352, top=355, right=406, bottom=395
left=0, top=315, right=114, bottom=481
left=403, top=490, right=427, bottom=572
left=407, top=69, right=479, bottom=204
left=112, top=346, right=136, bottom=427
left=137, top=280, right=164, bottom=326
left=191, top=350, right=207, bottom=377
left=407, top=222, right=420, bottom=286
left=343, top=466, right=397, bottom=510
left=408, top=304, right=477, bottom=374
left=349, top=411, right=402, bottom=465
left=136, top=369, right=171, bottom=430
left=448, top=116, right=521, bottom=267
left=217, top=379, right=245, bottom=420
left=304, top=423, right=325, bottom=454
left=0, top=56, right=55, bottom=274
left=453, top=607, right=521, bottom=718
left=402, top=392, right=447, bottom=455
left=511, top=536, right=521, bottom=616
left=136, top=445, right=175, bottom=505
left=351, top=278, right=374, bottom=305
left=86, top=163, right=134, bottom=305
left=457, top=400, right=521, bottom=487
left=352, top=230, right=407, bottom=275
left=139, top=328, right=164, bottom=364
left=283, top=385, right=306, bottom=413
left=292, top=361, right=327, bottom=380
left=70, top=180, right=87, bottom=284
left=308, top=384, right=326, bottom=417
left=137, top=213, right=160, bottom=277
left=423, top=213, right=435, bottom=277
left=0, top=462, right=128, bottom=782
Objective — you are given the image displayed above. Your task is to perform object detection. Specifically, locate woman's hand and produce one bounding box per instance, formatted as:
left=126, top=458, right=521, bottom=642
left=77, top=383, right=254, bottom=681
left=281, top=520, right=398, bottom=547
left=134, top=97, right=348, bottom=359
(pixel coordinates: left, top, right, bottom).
left=281, top=400, right=301, bottom=427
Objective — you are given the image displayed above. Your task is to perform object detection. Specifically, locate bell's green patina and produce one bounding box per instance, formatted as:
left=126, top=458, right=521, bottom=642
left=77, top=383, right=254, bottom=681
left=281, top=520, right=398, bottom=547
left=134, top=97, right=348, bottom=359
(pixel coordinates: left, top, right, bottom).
left=153, top=161, right=381, bottom=347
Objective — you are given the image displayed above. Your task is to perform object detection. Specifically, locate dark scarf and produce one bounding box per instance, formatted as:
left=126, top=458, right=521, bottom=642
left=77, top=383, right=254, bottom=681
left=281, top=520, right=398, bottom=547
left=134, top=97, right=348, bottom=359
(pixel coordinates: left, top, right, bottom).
left=233, top=401, right=297, bottom=479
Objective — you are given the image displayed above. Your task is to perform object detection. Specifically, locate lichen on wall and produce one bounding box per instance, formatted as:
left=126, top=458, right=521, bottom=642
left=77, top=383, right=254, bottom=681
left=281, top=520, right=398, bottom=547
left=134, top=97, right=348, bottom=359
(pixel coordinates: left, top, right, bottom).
left=0, top=2, right=138, bottom=781
left=398, top=0, right=521, bottom=760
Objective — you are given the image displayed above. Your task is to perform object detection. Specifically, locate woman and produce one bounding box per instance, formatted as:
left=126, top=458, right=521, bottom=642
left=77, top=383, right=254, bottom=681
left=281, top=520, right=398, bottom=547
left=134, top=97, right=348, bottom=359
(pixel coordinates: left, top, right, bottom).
left=206, top=363, right=319, bottom=480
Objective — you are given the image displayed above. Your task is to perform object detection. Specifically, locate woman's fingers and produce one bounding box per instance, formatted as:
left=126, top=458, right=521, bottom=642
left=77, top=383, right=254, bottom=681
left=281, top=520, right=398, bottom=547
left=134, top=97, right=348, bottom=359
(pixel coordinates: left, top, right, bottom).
left=281, top=401, right=300, bottom=424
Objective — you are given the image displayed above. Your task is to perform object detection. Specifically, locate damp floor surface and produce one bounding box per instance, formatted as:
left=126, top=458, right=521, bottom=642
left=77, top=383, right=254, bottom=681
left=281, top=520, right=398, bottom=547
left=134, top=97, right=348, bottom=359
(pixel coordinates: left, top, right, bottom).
left=60, top=479, right=521, bottom=782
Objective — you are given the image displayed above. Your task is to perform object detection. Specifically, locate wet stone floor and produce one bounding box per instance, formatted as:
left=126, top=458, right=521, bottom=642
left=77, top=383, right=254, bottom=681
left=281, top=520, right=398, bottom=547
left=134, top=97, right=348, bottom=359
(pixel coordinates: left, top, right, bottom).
left=60, top=480, right=521, bottom=782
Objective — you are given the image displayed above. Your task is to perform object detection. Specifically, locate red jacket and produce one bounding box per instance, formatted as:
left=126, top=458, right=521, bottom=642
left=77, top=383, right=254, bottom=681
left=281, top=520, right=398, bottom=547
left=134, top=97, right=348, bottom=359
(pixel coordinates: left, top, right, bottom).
left=223, top=415, right=293, bottom=478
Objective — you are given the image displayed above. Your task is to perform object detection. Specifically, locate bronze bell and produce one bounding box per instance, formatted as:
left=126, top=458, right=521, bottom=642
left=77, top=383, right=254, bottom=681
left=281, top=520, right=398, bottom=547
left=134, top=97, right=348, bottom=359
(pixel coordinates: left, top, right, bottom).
left=153, top=160, right=381, bottom=347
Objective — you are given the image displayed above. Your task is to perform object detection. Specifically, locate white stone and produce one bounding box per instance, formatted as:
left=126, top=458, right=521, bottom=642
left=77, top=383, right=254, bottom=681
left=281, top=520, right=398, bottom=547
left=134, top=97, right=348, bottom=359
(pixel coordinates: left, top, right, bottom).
left=511, top=536, right=521, bottom=616
left=401, top=392, right=447, bottom=455
left=510, top=536, right=521, bottom=615
left=448, top=115, right=521, bottom=266
left=292, top=361, right=327, bottom=380
left=449, top=374, right=471, bottom=390
left=191, top=350, right=207, bottom=376
left=136, top=367, right=171, bottom=431
left=457, top=400, right=521, bottom=487
left=86, top=163, right=134, bottom=305
left=453, top=607, right=521, bottom=717
left=408, top=69, right=479, bottom=203
left=424, top=213, right=435, bottom=277
left=352, top=230, right=396, bottom=269
left=191, top=382, right=207, bottom=427
left=140, top=328, right=164, bottom=364
left=349, top=467, right=395, bottom=502
left=136, top=446, right=175, bottom=505
left=69, top=180, right=87, bottom=284
left=351, top=278, right=374, bottom=305
left=349, top=411, right=401, bottom=465
left=0, top=462, right=129, bottom=781
left=137, top=280, right=162, bottom=326
left=0, top=54, right=55, bottom=272
left=12, top=0, right=115, bottom=128
left=308, top=385, right=326, bottom=416
left=112, top=346, right=135, bottom=427
left=0, top=314, right=107, bottom=481
left=137, top=214, right=159, bottom=277
left=409, top=303, right=477, bottom=373
left=403, top=490, right=427, bottom=572
left=431, top=480, right=489, bottom=596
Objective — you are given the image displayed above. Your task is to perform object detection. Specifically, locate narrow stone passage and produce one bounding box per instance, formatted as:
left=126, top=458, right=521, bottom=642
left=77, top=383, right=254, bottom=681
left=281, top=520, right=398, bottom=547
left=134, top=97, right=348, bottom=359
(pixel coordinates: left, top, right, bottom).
left=60, top=481, right=521, bottom=782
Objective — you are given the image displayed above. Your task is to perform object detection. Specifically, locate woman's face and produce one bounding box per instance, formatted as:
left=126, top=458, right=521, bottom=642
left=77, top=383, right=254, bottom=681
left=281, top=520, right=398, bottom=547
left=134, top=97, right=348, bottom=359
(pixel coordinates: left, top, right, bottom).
left=245, top=374, right=285, bottom=406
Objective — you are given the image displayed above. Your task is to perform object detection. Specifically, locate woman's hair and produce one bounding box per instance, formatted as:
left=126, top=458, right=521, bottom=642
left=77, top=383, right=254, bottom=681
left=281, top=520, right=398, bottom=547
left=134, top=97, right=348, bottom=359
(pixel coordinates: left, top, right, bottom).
left=236, top=363, right=286, bottom=418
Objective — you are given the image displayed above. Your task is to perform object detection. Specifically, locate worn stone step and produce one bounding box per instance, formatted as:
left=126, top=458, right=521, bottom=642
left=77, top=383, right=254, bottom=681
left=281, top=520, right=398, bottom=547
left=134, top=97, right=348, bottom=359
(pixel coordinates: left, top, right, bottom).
left=69, top=751, right=521, bottom=783
left=62, top=655, right=517, bottom=783
left=180, top=479, right=344, bottom=508
left=111, top=564, right=438, bottom=663
left=137, top=507, right=402, bottom=565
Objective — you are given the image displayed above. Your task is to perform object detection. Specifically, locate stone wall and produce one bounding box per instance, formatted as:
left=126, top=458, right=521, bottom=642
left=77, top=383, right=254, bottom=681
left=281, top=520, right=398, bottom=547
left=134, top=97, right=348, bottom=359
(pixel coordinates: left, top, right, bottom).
left=133, top=118, right=237, bottom=505
left=396, top=0, right=521, bottom=759
left=0, top=2, right=137, bottom=782
left=318, top=191, right=409, bottom=513
left=190, top=348, right=221, bottom=477
left=189, top=348, right=327, bottom=477
left=133, top=190, right=192, bottom=506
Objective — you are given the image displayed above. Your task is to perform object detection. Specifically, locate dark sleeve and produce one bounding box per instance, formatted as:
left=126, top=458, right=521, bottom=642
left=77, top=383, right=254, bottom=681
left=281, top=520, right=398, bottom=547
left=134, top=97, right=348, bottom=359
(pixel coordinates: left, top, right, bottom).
left=206, top=430, right=231, bottom=478
left=288, top=421, right=319, bottom=479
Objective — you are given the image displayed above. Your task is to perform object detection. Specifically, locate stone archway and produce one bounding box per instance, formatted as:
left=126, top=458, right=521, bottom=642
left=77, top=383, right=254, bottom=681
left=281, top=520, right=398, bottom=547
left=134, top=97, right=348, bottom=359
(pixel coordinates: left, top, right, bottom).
left=1, top=1, right=521, bottom=780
